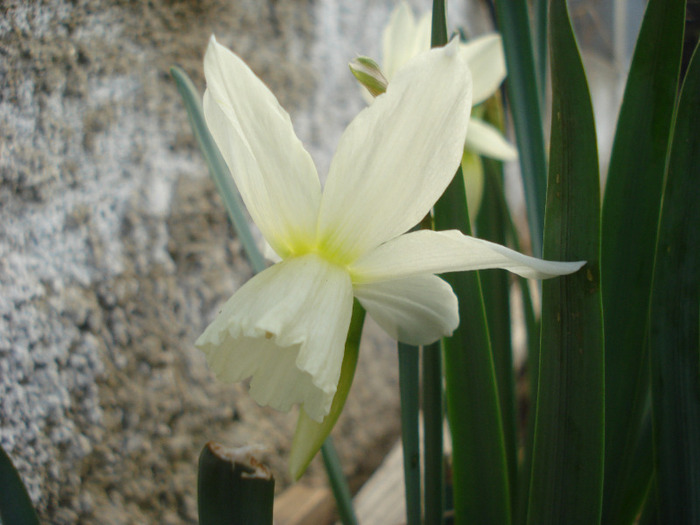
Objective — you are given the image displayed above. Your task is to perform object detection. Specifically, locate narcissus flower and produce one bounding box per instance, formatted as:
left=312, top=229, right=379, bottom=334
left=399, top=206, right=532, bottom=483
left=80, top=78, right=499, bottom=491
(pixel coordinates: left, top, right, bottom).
left=195, top=36, right=583, bottom=422
left=379, top=1, right=518, bottom=162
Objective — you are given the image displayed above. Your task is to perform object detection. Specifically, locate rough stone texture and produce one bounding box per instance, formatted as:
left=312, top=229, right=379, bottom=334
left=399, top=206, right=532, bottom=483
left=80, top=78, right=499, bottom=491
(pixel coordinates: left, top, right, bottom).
left=0, top=0, right=451, bottom=522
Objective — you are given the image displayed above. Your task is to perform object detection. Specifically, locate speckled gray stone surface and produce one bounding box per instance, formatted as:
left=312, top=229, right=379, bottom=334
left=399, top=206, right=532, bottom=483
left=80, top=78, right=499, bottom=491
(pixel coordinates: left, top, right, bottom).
left=0, top=1, right=483, bottom=522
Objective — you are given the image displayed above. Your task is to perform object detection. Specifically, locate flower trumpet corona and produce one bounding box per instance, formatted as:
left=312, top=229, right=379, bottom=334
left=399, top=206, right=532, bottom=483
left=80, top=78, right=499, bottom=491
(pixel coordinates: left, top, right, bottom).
left=195, top=36, right=584, bottom=422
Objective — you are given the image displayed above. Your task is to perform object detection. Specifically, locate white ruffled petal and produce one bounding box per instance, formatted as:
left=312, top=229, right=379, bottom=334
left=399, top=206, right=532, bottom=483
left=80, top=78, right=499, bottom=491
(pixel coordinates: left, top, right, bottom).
left=460, top=34, right=506, bottom=105
left=196, top=254, right=354, bottom=422
left=465, top=117, right=519, bottom=161
left=350, top=229, right=585, bottom=283
left=203, top=37, right=321, bottom=258
left=354, top=274, right=459, bottom=345
left=318, top=42, right=472, bottom=263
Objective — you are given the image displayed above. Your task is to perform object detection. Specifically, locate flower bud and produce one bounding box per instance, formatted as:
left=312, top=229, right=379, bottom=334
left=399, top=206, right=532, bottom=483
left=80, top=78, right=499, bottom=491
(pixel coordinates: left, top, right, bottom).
left=349, top=56, right=388, bottom=97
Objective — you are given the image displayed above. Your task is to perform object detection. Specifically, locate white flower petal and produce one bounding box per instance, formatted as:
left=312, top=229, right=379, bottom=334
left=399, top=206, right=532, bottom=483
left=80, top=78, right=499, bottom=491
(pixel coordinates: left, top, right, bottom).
left=465, top=117, right=518, bottom=161
left=354, top=274, right=459, bottom=345
left=461, top=150, right=485, bottom=222
left=382, top=1, right=419, bottom=80
left=350, top=229, right=585, bottom=283
left=203, top=36, right=322, bottom=258
left=196, top=254, right=354, bottom=422
left=318, top=43, right=472, bottom=263
left=412, top=12, right=433, bottom=62
left=460, top=34, right=506, bottom=105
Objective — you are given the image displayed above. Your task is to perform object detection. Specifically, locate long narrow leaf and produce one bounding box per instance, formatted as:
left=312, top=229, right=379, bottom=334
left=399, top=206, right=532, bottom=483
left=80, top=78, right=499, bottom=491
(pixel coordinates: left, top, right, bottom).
left=321, top=439, right=358, bottom=525
left=170, top=66, right=266, bottom=273
left=648, top=41, right=700, bottom=524
left=493, top=0, right=547, bottom=257
left=532, top=0, right=548, bottom=103
left=0, top=446, right=40, bottom=525
left=599, top=1, right=685, bottom=522
left=398, top=343, right=421, bottom=525
left=527, top=1, right=604, bottom=523
left=422, top=341, right=444, bottom=525
left=435, top=166, right=511, bottom=525
left=432, top=4, right=509, bottom=524
left=477, top=156, right=517, bottom=504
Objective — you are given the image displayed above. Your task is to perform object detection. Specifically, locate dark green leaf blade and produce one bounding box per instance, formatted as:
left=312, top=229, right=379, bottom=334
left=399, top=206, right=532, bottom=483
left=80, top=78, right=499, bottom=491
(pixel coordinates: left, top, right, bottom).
left=648, top=40, right=700, bottom=524
left=398, top=343, right=422, bottom=525
left=599, top=1, right=685, bottom=522
left=432, top=5, right=509, bottom=523
left=198, top=442, right=275, bottom=525
left=477, top=156, right=517, bottom=505
left=527, top=1, right=604, bottom=523
left=422, top=341, right=444, bottom=525
left=0, top=445, right=41, bottom=525
left=493, top=0, right=547, bottom=257
left=435, top=168, right=511, bottom=525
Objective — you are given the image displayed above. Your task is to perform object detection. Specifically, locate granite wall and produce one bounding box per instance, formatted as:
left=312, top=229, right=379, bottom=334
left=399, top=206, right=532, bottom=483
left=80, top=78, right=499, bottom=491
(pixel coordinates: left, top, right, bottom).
left=0, top=0, right=463, bottom=521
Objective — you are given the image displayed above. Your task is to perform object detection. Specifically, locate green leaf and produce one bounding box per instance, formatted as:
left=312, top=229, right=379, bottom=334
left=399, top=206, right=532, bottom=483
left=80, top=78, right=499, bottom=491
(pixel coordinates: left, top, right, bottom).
left=599, top=0, right=685, bottom=522
left=435, top=166, right=511, bottom=525
left=648, top=40, right=700, bottom=524
left=433, top=4, right=509, bottom=521
left=398, top=343, right=422, bottom=525
left=321, top=438, right=358, bottom=525
left=288, top=300, right=366, bottom=480
left=477, top=157, right=517, bottom=505
left=493, top=0, right=547, bottom=257
left=526, top=1, right=604, bottom=524
left=170, top=65, right=266, bottom=274
left=532, top=0, right=548, bottom=103
left=422, top=341, right=444, bottom=525
left=0, top=445, right=40, bottom=525
left=198, top=442, right=275, bottom=525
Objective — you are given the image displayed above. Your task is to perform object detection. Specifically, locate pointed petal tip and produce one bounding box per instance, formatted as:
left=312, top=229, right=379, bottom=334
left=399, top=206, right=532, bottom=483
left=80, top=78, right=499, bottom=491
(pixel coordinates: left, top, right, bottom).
left=445, top=37, right=460, bottom=57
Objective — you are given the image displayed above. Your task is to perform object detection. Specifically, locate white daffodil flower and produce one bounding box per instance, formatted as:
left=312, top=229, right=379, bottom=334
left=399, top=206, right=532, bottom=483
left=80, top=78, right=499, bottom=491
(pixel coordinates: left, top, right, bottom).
left=196, top=36, right=583, bottom=422
left=380, top=1, right=518, bottom=163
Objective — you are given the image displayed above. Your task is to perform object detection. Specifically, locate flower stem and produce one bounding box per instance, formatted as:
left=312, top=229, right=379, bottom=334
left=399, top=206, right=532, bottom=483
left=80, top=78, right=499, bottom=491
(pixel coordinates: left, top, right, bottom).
left=321, top=438, right=358, bottom=525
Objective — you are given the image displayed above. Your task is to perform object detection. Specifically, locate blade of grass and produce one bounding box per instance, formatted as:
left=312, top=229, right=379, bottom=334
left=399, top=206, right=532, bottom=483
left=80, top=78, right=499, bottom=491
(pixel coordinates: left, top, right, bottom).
left=648, top=40, right=700, bottom=524
left=493, top=0, right=547, bottom=257
left=599, top=1, right=684, bottom=522
left=526, top=1, right=604, bottom=523
left=422, top=341, right=444, bottom=525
